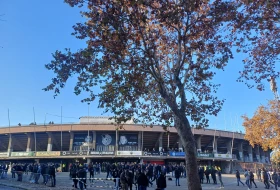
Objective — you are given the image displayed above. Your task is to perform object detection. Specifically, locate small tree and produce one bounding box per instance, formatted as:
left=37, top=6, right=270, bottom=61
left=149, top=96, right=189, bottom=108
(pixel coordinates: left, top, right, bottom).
left=44, top=0, right=237, bottom=189
left=242, top=100, right=280, bottom=150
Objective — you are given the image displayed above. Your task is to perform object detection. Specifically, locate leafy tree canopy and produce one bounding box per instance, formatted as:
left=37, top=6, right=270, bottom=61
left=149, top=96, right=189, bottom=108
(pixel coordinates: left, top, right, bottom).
left=233, top=0, right=280, bottom=90
left=243, top=100, right=280, bottom=151
left=44, top=0, right=236, bottom=128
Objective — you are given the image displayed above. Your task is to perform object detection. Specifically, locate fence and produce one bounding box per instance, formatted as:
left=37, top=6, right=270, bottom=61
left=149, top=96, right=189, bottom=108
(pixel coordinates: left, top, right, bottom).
left=72, top=177, right=120, bottom=190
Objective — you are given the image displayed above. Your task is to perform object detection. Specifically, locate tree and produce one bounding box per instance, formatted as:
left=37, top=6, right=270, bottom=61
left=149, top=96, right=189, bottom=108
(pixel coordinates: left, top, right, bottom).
left=44, top=0, right=237, bottom=189
left=233, top=0, right=280, bottom=90
left=242, top=100, right=280, bottom=151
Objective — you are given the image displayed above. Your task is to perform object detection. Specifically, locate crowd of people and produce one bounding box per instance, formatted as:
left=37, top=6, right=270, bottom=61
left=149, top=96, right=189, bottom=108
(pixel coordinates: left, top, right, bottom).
left=0, top=162, right=58, bottom=187
left=2, top=161, right=280, bottom=190
left=237, top=168, right=280, bottom=190
left=69, top=162, right=227, bottom=190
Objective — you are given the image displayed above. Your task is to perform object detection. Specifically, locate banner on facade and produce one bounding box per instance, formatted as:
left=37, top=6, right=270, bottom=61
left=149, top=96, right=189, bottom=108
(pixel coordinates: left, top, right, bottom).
left=169, top=151, right=185, bottom=157
left=118, top=134, right=138, bottom=146
left=11, top=152, right=34, bottom=157
left=197, top=153, right=213, bottom=158
left=0, top=152, right=8, bottom=157
left=143, top=151, right=168, bottom=156
left=89, top=151, right=114, bottom=155
left=96, top=133, right=116, bottom=146
left=60, top=151, right=88, bottom=156
left=214, top=153, right=232, bottom=159
left=36, top=151, right=60, bottom=157
left=117, top=151, right=142, bottom=156
left=73, top=134, right=93, bottom=146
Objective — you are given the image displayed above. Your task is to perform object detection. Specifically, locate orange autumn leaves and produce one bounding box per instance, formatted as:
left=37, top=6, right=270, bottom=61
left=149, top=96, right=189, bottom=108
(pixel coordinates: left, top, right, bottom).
left=243, top=100, right=280, bottom=151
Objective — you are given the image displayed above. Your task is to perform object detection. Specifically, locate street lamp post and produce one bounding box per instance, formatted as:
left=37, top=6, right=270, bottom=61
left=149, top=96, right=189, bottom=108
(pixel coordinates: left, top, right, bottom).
left=33, top=107, right=37, bottom=153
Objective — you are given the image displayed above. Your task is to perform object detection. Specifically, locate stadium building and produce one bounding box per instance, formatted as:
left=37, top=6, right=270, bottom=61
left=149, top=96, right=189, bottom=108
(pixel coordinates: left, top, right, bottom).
left=0, top=117, right=271, bottom=173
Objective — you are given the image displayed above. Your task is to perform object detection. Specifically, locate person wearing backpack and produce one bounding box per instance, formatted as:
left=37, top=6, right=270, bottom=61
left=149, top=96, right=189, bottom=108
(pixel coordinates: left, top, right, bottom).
left=249, top=170, right=257, bottom=188
left=272, top=170, right=278, bottom=190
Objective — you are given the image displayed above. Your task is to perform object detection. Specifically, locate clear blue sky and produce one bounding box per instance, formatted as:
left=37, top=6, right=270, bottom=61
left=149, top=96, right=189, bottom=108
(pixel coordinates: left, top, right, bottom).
left=0, top=0, right=275, bottom=131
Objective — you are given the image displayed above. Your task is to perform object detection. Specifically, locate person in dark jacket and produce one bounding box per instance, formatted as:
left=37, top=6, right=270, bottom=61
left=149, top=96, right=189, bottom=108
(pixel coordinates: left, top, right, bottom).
left=71, top=166, right=78, bottom=189
left=249, top=170, right=257, bottom=188
left=88, top=164, right=94, bottom=182
left=106, top=163, right=111, bottom=178
left=205, top=167, right=211, bottom=183
left=211, top=167, right=217, bottom=184
left=156, top=173, right=167, bottom=190
left=263, top=168, right=270, bottom=189
left=236, top=170, right=245, bottom=186
left=137, top=170, right=149, bottom=190
left=77, top=166, right=87, bottom=190
left=174, top=167, right=181, bottom=186
left=126, top=170, right=134, bottom=190
left=198, top=167, right=204, bottom=184
left=272, top=170, right=278, bottom=190
left=49, top=164, right=56, bottom=187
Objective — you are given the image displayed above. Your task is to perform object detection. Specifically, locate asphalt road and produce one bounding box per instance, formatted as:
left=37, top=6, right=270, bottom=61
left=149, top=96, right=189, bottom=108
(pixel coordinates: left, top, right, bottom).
left=0, top=184, right=21, bottom=189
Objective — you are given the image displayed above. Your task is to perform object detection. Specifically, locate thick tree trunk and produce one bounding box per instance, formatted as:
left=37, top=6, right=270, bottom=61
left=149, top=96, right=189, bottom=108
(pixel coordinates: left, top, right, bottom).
left=174, top=115, right=202, bottom=190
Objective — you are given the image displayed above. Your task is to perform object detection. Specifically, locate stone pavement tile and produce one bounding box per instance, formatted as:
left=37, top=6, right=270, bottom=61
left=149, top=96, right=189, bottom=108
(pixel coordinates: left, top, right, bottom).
left=0, top=172, right=272, bottom=190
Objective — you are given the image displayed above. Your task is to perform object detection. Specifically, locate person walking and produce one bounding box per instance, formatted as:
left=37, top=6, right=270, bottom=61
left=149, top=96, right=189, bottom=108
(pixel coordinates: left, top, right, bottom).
left=174, top=167, right=181, bottom=186
left=120, top=169, right=129, bottom=190
left=137, top=170, right=149, bottom=190
left=77, top=166, right=87, bottom=190
left=211, top=167, right=217, bottom=184
left=156, top=173, right=167, bottom=190
left=236, top=170, right=245, bottom=186
left=257, top=168, right=262, bottom=181
left=88, top=164, right=94, bottom=182
left=272, top=170, right=278, bottom=190
left=198, top=167, right=204, bottom=184
left=49, top=163, right=56, bottom=187
left=244, top=169, right=251, bottom=190
left=217, top=169, right=224, bottom=188
left=249, top=170, right=257, bottom=188
left=205, top=167, right=211, bottom=184
left=262, top=168, right=270, bottom=189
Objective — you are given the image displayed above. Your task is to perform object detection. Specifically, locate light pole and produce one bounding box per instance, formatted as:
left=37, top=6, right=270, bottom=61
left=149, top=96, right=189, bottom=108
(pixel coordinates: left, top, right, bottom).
left=33, top=107, right=37, bottom=152
left=87, top=103, right=90, bottom=154
left=61, top=106, right=63, bottom=151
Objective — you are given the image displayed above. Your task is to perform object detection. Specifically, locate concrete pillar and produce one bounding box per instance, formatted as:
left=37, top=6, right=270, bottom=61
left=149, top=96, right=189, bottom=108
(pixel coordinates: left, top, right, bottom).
left=47, top=133, right=53, bottom=151
left=248, top=146, right=253, bottom=162
left=255, top=146, right=260, bottom=162
left=238, top=142, right=243, bottom=161
left=26, top=133, right=34, bottom=152
left=196, top=136, right=201, bottom=151
left=212, top=138, right=217, bottom=153
left=264, top=151, right=269, bottom=163
left=226, top=140, right=232, bottom=154
left=92, top=131, right=96, bottom=151
left=87, top=158, right=92, bottom=164
left=260, top=149, right=265, bottom=163
left=115, top=129, right=118, bottom=152
left=138, top=132, right=141, bottom=151
left=178, top=139, right=183, bottom=152
left=69, top=132, right=74, bottom=151
left=158, top=133, right=163, bottom=151
left=7, top=135, right=14, bottom=154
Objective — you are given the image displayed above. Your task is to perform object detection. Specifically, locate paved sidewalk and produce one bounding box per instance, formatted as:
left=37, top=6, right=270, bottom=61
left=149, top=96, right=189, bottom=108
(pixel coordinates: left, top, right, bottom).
left=0, top=172, right=270, bottom=190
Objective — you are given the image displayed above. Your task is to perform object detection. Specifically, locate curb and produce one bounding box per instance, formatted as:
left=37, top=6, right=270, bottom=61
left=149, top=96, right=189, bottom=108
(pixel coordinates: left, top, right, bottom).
left=0, top=182, right=29, bottom=190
